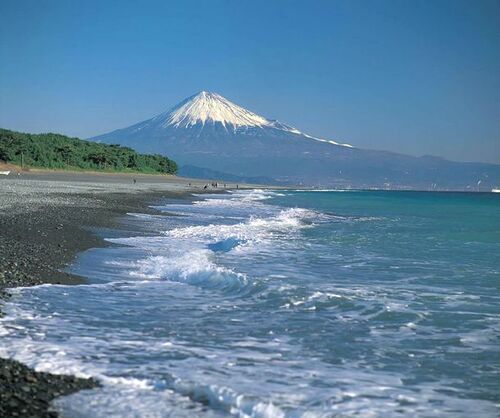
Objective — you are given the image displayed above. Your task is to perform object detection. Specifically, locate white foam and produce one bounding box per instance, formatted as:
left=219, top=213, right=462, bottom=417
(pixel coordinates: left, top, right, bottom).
left=104, top=202, right=322, bottom=294
left=169, top=377, right=286, bottom=418
left=52, top=385, right=222, bottom=418
left=291, top=189, right=354, bottom=192
left=281, top=291, right=347, bottom=309
left=166, top=207, right=315, bottom=244
left=126, top=250, right=249, bottom=292
left=52, top=377, right=285, bottom=418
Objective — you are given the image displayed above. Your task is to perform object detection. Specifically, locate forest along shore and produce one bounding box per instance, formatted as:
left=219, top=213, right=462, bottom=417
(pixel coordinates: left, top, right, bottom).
left=0, top=171, right=249, bottom=417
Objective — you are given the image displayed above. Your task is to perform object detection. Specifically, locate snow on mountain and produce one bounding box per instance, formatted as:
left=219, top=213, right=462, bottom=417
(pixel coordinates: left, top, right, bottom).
left=163, top=91, right=270, bottom=128
left=130, top=91, right=352, bottom=147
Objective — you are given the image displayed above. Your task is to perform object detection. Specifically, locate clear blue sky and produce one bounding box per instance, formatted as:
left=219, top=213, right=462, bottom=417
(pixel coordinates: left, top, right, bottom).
left=1, top=0, right=499, bottom=163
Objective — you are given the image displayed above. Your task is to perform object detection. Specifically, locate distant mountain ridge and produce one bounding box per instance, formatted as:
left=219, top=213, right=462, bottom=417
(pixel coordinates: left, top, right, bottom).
left=92, top=91, right=500, bottom=190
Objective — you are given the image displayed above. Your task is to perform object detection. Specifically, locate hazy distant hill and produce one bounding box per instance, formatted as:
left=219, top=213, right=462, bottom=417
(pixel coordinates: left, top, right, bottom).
left=178, top=164, right=280, bottom=185
left=92, top=91, right=500, bottom=191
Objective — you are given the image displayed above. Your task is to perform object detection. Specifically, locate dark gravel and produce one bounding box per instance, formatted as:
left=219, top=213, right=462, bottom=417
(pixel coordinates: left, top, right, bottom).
left=0, top=358, right=98, bottom=418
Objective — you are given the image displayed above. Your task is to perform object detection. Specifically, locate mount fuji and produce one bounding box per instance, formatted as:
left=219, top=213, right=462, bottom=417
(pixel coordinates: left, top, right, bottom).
left=92, top=91, right=499, bottom=190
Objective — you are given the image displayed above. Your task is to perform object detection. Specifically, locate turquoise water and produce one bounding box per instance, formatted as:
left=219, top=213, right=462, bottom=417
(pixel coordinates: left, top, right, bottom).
left=1, top=190, right=499, bottom=417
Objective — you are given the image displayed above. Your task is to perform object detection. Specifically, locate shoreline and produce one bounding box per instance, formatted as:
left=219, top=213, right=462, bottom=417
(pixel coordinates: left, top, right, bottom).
left=0, top=172, right=239, bottom=417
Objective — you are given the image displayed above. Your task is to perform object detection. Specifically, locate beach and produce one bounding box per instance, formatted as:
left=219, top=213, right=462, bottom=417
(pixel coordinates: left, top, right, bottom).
left=1, top=175, right=499, bottom=417
left=0, top=171, right=239, bottom=417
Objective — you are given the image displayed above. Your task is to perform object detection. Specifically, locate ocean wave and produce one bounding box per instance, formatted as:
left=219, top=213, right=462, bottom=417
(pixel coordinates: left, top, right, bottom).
left=53, top=376, right=285, bottom=418
left=228, top=189, right=284, bottom=201
left=165, top=208, right=320, bottom=244
left=290, top=189, right=355, bottom=192
left=165, top=376, right=285, bottom=418
left=112, top=250, right=251, bottom=293
left=104, top=197, right=330, bottom=296
left=51, top=385, right=223, bottom=418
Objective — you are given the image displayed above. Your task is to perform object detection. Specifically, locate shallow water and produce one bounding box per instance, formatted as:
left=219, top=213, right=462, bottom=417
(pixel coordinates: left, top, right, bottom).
left=1, top=190, right=499, bottom=417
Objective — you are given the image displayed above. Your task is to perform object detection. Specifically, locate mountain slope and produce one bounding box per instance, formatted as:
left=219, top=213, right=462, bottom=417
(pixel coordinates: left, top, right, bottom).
left=92, top=91, right=500, bottom=190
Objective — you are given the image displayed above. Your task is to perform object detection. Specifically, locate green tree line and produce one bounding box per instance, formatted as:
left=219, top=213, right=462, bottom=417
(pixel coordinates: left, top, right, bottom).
left=0, top=128, right=177, bottom=174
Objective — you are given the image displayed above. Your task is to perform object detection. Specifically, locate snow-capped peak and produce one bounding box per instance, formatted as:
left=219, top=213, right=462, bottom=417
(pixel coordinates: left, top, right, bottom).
left=145, top=91, right=352, bottom=147
left=158, top=91, right=272, bottom=129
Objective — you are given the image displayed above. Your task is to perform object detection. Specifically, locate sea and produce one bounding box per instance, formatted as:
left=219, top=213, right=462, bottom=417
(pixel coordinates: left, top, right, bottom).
left=1, top=189, right=499, bottom=417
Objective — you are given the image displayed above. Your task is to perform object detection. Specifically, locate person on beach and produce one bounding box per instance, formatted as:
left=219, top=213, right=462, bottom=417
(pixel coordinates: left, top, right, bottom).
left=133, top=179, right=137, bottom=184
